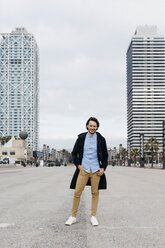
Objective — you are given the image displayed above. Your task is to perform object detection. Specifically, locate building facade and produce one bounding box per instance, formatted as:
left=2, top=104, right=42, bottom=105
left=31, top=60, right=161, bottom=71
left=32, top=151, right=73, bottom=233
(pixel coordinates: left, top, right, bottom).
left=0, top=28, right=39, bottom=150
left=127, top=26, right=165, bottom=151
left=107, top=147, right=117, bottom=164
left=0, top=137, right=33, bottom=163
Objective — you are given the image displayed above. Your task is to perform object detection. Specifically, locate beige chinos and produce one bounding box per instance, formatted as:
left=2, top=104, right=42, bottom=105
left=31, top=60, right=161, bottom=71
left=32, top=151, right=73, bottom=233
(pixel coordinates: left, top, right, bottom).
left=71, top=169, right=100, bottom=217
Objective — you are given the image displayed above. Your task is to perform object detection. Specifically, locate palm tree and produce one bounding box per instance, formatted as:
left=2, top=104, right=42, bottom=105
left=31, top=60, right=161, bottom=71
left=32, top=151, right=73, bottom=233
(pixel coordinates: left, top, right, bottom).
left=130, top=148, right=140, bottom=166
left=145, top=137, right=159, bottom=168
left=121, top=148, right=127, bottom=166
left=115, top=153, right=120, bottom=166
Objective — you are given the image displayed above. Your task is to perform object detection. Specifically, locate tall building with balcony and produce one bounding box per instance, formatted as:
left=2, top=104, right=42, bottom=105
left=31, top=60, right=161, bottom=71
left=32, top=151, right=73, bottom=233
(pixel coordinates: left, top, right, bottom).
left=127, top=26, right=165, bottom=151
left=0, top=28, right=39, bottom=150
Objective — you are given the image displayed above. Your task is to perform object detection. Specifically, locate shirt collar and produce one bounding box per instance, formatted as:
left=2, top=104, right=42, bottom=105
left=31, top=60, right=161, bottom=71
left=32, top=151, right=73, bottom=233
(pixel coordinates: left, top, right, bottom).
left=87, top=132, right=96, bottom=138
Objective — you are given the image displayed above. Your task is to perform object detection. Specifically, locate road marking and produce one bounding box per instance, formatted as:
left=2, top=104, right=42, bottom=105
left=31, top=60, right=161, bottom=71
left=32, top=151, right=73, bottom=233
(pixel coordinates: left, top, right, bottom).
left=0, top=223, right=15, bottom=228
left=0, top=171, right=22, bottom=174
left=98, top=225, right=165, bottom=230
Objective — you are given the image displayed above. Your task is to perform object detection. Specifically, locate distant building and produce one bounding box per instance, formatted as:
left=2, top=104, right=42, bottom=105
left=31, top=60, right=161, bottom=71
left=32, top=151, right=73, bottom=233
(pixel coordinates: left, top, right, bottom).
left=119, top=144, right=123, bottom=154
left=0, top=137, right=33, bottom=163
left=43, top=144, right=47, bottom=161
left=0, top=28, right=39, bottom=150
left=127, top=25, right=165, bottom=151
left=42, top=144, right=70, bottom=165
left=51, top=148, right=56, bottom=162
left=46, top=146, right=50, bottom=160
left=107, top=147, right=117, bottom=164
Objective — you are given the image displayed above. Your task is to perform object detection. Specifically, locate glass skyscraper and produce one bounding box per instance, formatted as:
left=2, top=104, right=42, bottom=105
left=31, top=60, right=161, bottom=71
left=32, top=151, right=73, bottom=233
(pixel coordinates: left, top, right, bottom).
left=127, top=26, right=165, bottom=151
left=0, top=28, right=39, bottom=150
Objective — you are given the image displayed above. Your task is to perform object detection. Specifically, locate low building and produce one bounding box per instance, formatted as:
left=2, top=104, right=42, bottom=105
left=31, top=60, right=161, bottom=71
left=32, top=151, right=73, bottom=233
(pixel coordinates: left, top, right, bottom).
left=0, top=137, right=33, bottom=163
left=108, top=147, right=117, bottom=165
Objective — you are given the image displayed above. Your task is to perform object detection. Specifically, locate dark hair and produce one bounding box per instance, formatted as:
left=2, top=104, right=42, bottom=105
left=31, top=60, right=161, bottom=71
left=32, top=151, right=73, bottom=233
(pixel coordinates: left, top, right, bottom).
left=86, top=117, right=100, bottom=130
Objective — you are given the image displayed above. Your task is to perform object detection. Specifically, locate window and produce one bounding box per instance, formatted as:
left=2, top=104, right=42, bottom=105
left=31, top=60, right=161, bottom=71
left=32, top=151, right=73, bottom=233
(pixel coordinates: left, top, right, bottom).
left=2, top=151, right=7, bottom=155
left=10, top=151, right=15, bottom=155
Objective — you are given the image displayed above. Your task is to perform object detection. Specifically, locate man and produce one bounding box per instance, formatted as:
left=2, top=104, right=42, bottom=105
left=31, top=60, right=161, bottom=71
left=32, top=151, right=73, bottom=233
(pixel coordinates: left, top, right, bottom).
left=65, top=117, right=108, bottom=226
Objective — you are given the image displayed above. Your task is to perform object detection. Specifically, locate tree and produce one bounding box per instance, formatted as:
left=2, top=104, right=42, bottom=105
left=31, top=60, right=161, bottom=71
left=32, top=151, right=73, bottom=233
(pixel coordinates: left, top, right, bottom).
left=59, top=149, right=71, bottom=164
left=130, top=148, right=140, bottom=166
left=0, top=136, right=11, bottom=145
left=115, top=153, right=120, bottom=166
left=145, top=137, right=159, bottom=168
left=121, top=148, right=127, bottom=166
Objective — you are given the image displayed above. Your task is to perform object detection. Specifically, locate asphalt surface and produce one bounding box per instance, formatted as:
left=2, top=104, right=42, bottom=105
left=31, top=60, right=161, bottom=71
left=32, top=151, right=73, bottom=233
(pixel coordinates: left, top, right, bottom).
left=0, top=165, right=165, bottom=248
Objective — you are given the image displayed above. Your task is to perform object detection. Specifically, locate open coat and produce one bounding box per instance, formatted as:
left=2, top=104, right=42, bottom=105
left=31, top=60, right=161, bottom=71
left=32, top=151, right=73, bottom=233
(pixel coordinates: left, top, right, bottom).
left=70, top=132, right=108, bottom=190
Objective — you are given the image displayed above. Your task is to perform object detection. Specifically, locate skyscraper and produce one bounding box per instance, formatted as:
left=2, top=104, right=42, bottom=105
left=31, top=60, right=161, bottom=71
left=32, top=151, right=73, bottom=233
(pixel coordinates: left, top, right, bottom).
left=127, top=25, right=165, bottom=151
left=0, top=28, right=39, bottom=150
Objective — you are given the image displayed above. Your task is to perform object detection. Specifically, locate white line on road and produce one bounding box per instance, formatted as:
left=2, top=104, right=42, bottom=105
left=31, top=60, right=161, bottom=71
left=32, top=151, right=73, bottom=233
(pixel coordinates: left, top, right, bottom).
left=98, top=225, right=165, bottom=229
left=0, top=223, right=15, bottom=228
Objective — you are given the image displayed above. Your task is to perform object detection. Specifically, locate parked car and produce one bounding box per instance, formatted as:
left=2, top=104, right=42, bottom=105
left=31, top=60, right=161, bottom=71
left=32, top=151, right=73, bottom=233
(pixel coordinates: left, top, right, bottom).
left=2, top=158, right=9, bottom=164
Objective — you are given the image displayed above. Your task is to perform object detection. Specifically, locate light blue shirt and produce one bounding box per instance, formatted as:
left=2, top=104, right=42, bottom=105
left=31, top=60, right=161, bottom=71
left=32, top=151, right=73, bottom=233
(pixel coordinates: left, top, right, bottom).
left=82, top=133, right=100, bottom=173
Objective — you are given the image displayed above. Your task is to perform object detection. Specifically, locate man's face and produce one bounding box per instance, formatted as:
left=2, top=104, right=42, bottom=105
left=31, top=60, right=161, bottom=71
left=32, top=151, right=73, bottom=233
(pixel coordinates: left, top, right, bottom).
left=87, top=120, right=98, bottom=135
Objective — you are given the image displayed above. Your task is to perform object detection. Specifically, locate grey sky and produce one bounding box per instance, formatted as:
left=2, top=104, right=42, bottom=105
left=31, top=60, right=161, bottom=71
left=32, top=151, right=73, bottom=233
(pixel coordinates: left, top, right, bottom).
left=1, top=0, right=165, bottom=150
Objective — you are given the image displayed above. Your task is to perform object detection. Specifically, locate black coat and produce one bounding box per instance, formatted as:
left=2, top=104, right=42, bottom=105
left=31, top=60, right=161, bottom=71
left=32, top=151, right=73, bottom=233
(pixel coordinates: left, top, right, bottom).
left=70, top=132, right=108, bottom=190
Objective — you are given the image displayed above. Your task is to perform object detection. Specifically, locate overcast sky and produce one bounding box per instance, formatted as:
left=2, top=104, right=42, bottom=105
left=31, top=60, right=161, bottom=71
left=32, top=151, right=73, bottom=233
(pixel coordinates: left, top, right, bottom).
left=1, top=0, right=165, bottom=150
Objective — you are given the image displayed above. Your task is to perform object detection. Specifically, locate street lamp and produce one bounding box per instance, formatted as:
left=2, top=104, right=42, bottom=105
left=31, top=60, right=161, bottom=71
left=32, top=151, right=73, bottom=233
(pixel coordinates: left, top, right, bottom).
left=140, top=133, right=144, bottom=167
left=162, top=121, right=165, bottom=169
left=127, top=139, right=131, bottom=166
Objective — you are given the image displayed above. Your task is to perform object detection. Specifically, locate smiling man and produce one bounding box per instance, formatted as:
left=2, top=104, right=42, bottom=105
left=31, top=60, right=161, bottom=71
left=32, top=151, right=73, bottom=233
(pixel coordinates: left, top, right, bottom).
left=65, top=117, right=108, bottom=226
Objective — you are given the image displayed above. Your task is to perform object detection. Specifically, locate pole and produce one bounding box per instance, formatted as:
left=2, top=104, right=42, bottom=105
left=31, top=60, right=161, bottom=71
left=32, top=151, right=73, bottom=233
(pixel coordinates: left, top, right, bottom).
left=162, top=121, right=165, bottom=169
left=140, top=133, right=144, bottom=167
left=127, top=139, right=131, bottom=166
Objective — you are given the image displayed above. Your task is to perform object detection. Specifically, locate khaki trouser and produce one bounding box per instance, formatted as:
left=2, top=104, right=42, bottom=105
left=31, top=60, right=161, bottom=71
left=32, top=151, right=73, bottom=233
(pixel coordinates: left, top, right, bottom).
left=72, top=169, right=101, bottom=217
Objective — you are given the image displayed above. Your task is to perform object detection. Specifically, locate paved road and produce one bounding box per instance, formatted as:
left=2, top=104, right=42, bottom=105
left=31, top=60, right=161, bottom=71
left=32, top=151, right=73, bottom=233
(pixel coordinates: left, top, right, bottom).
left=0, top=166, right=165, bottom=248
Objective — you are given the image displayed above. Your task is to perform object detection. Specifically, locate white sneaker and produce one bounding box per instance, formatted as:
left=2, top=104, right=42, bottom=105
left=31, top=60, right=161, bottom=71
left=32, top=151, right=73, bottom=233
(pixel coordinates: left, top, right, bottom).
left=90, top=216, right=99, bottom=226
left=65, top=216, right=76, bottom=226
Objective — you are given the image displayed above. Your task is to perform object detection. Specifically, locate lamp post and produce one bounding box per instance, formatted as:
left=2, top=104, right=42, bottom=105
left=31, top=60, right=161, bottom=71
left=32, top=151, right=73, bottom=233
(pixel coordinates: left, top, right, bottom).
left=119, top=144, right=122, bottom=166
left=140, top=133, right=144, bottom=167
left=127, top=139, right=131, bottom=166
left=162, top=121, right=165, bottom=169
